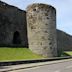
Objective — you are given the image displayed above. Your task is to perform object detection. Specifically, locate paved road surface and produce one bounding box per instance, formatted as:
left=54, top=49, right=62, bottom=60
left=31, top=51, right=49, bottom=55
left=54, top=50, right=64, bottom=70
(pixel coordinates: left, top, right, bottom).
left=10, top=60, right=72, bottom=72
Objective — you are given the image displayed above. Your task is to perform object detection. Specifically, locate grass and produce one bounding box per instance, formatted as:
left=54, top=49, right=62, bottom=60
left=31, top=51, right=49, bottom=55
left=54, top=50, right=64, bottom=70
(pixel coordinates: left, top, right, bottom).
left=0, top=47, right=44, bottom=61
left=64, top=51, right=72, bottom=56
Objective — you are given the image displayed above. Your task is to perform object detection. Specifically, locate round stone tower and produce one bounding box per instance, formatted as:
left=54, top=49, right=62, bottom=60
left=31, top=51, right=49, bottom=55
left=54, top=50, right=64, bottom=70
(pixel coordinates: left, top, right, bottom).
left=26, top=3, right=57, bottom=57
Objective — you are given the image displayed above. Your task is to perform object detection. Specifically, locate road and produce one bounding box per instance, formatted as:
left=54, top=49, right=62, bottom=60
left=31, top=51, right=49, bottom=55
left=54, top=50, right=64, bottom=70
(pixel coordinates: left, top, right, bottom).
left=10, top=60, right=72, bottom=72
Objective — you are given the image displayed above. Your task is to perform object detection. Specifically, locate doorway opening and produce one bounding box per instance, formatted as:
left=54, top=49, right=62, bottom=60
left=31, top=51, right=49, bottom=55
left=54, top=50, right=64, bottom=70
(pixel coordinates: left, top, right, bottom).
left=13, top=31, right=21, bottom=44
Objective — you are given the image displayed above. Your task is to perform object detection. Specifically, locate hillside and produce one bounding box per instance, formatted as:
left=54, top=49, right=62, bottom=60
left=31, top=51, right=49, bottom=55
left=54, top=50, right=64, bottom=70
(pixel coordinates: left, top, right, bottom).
left=0, top=48, right=43, bottom=61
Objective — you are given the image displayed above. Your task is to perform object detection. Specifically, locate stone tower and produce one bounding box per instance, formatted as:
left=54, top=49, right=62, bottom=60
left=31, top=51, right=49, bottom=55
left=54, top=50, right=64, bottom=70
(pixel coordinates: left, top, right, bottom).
left=26, top=3, right=57, bottom=57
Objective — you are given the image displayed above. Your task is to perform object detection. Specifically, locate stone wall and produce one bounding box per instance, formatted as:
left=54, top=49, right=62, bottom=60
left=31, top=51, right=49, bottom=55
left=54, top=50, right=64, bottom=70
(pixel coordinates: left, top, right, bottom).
left=0, top=1, right=72, bottom=57
left=0, top=1, right=28, bottom=47
left=26, top=4, right=57, bottom=57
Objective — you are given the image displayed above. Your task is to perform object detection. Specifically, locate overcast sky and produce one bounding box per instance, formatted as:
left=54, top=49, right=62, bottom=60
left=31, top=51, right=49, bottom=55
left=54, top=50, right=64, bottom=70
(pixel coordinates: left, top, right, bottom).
left=1, top=0, right=72, bottom=35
